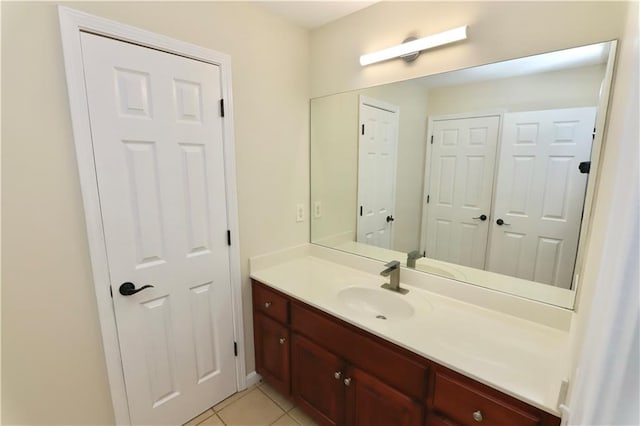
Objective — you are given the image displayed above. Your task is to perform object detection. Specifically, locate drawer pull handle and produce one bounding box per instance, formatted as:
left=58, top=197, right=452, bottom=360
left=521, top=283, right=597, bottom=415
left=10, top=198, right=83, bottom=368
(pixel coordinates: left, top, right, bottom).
left=334, top=371, right=342, bottom=380
left=472, top=410, right=483, bottom=422
left=264, top=301, right=272, bottom=309
left=343, top=378, right=351, bottom=386
left=279, top=337, right=286, bottom=345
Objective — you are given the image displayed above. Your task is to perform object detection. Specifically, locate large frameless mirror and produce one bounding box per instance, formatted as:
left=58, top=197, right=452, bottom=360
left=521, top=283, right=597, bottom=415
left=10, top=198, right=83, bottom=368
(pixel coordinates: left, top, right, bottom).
left=310, top=41, right=617, bottom=308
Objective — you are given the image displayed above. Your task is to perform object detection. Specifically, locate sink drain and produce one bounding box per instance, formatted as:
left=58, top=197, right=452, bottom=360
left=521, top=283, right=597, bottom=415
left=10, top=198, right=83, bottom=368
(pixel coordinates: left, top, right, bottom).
left=375, top=315, right=387, bottom=320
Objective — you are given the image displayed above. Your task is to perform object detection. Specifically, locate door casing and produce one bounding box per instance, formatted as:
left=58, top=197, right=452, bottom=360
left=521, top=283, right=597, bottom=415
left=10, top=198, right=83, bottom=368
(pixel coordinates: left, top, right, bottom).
left=58, top=7, right=246, bottom=424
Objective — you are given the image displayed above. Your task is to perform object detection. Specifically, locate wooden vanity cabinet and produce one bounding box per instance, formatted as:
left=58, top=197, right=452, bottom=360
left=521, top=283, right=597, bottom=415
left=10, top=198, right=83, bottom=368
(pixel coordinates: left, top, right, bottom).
left=251, top=279, right=560, bottom=426
left=291, top=333, right=423, bottom=426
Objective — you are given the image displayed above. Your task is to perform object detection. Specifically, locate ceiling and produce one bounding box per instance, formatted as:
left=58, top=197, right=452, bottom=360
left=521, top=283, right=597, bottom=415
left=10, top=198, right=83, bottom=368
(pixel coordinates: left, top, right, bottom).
left=257, top=1, right=379, bottom=29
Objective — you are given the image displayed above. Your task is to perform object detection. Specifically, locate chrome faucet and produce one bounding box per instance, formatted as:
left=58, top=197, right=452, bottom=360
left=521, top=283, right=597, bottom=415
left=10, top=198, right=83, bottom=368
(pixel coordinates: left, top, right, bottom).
left=380, top=261, right=408, bottom=294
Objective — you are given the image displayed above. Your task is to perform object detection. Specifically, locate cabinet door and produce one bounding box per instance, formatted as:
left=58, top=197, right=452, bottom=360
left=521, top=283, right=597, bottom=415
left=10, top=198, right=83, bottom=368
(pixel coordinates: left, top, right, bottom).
left=345, top=367, right=423, bottom=426
left=254, top=312, right=290, bottom=395
left=426, top=413, right=458, bottom=426
left=291, top=334, right=345, bottom=426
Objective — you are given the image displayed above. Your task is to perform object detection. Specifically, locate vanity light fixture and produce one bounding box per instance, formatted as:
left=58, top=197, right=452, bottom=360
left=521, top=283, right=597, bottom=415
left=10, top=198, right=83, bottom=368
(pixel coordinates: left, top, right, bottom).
left=359, top=25, right=468, bottom=66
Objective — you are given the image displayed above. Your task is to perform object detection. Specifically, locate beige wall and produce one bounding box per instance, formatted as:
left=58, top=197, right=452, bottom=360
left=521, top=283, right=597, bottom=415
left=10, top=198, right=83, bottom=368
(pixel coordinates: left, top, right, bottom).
left=427, top=64, right=606, bottom=116
left=310, top=1, right=627, bottom=98
left=310, top=93, right=359, bottom=243
left=1, top=2, right=308, bottom=425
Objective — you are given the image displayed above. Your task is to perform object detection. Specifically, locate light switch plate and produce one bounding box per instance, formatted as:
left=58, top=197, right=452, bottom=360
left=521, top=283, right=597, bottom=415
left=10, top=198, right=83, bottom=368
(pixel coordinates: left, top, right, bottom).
left=296, top=203, right=304, bottom=222
left=313, top=201, right=322, bottom=218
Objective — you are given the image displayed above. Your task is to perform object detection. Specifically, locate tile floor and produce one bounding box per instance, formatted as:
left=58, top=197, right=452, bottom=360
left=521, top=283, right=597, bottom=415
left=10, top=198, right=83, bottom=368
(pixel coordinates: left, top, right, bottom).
left=183, top=382, right=318, bottom=426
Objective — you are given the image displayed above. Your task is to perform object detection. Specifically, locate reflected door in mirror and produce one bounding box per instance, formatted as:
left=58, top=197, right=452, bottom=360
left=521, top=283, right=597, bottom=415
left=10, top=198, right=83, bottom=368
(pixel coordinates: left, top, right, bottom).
left=488, top=107, right=596, bottom=288
left=357, top=96, right=399, bottom=249
left=425, top=114, right=500, bottom=269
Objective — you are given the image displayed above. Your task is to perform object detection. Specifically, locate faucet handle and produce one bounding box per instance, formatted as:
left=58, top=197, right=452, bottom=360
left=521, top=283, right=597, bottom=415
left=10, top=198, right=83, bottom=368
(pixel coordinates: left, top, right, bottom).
left=384, top=260, right=400, bottom=269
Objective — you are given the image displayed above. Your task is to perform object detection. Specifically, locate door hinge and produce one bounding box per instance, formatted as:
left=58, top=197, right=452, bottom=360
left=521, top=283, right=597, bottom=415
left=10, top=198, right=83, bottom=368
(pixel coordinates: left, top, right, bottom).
left=426, top=195, right=430, bottom=203
left=423, top=251, right=426, bottom=257
left=109, top=285, right=113, bottom=298
left=220, top=99, right=225, bottom=117
left=227, top=230, right=231, bottom=246
left=234, top=341, right=238, bottom=357
left=361, top=124, right=364, bottom=135
left=430, top=135, right=433, bottom=144
left=360, top=206, right=363, bottom=216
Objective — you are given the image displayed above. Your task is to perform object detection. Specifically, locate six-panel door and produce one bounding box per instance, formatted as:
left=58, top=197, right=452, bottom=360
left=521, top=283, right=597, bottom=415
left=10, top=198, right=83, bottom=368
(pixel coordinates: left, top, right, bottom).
left=81, top=32, right=236, bottom=424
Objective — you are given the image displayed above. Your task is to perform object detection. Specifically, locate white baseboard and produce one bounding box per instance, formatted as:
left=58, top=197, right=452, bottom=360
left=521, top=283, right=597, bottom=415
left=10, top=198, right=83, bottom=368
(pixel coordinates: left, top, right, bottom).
left=245, top=371, right=262, bottom=388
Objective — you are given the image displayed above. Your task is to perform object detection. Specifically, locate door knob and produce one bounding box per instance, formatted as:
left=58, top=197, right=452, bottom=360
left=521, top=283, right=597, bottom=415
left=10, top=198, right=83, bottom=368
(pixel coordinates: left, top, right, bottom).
left=279, top=337, right=286, bottom=345
left=472, top=214, right=487, bottom=221
left=343, top=377, right=352, bottom=386
left=496, top=218, right=510, bottom=226
left=119, top=282, right=154, bottom=296
left=334, top=371, right=342, bottom=380
left=386, top=215, right=395, bottom=223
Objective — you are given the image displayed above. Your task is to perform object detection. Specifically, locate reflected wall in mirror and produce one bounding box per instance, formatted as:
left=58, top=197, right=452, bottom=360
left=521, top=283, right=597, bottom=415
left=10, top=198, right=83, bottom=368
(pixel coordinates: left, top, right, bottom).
left=310, top=41, right=616, bottom=309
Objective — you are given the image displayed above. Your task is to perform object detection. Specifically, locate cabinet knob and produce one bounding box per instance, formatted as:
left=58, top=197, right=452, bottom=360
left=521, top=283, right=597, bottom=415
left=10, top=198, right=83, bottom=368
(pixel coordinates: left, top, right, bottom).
left=343, top=378, right=351, bottom=386
left=279, top=337, right=286, bottom=345
left=334, top=371, right=342, bottom=380
left=472, top=410, right=483, bottom=422
left=264, top=301, right=272, bottom=309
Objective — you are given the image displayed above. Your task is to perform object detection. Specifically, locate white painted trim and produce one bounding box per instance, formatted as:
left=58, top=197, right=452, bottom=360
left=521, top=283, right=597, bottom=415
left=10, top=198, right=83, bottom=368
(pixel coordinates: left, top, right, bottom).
left=58, top=7, right=245, bottom=424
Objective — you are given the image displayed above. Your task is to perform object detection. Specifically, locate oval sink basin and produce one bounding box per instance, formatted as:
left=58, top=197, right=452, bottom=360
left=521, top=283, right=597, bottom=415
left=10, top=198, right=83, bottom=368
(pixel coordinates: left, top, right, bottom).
left=337, top=286, right=414, bottom=320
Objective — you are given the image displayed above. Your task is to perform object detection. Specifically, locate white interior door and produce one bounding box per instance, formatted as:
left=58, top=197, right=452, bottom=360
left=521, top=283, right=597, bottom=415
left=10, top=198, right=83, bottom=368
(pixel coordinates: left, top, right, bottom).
left=488, top=107, right=596, bottom=288
left=425, top=115, right=500, bottom=268
left=357, top=97, right=399, bottom=249
left=81, top=32, right=236, bottom=424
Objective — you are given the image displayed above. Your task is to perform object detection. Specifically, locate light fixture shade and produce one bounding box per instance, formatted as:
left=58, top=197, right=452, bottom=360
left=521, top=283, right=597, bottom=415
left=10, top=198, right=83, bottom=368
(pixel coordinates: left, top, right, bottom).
left=360, top=25, right=468, bottom=66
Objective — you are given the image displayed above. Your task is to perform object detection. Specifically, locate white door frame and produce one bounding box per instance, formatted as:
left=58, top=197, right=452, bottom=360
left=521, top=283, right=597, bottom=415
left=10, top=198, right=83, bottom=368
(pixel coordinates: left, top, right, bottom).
left=419, top=111, right=504, bottom=255
left=58, top=7, right=246, bottom=424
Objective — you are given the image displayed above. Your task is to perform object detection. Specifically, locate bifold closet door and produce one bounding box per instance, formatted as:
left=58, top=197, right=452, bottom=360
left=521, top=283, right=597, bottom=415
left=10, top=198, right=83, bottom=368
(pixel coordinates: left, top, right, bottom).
left=487, top=107, right=596, bottom=288
left=425, top=115, right=500, bottom=269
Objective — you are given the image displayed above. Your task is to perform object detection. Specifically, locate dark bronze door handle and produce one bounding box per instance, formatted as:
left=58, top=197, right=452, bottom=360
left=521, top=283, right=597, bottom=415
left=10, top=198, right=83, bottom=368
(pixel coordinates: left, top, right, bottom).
left=119, top=282, right=154, bottom=296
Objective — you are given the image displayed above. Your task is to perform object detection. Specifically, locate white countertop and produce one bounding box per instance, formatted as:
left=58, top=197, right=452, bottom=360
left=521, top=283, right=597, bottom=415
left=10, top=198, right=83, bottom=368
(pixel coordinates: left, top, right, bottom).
left=250, top=251, right=570, bottom=416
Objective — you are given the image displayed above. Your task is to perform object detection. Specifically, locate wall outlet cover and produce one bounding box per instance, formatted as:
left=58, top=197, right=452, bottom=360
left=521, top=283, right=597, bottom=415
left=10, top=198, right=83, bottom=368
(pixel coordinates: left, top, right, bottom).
left=296, top=203, right=304, bottom=222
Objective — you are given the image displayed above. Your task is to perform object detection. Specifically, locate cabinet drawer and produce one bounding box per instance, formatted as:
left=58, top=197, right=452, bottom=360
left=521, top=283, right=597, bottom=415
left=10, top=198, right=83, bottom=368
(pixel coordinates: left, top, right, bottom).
left=432, top=371, right=540, bottom=426
left=253, top=280, right=289, bottom=324
left=291, top=302, right=426, bottom=400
